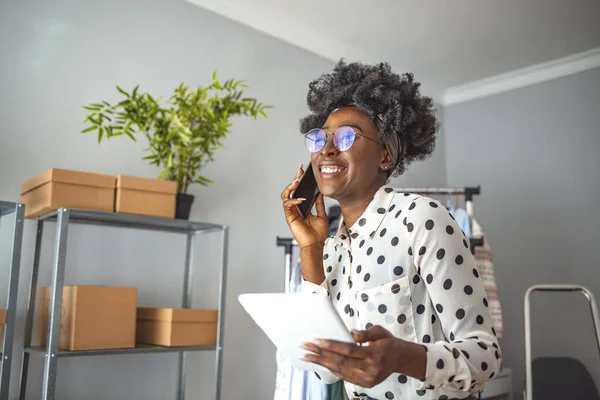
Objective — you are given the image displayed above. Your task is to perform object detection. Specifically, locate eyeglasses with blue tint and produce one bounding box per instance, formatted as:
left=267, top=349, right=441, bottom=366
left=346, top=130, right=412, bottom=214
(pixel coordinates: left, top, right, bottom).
left=304, top=126, right=383, bottom=153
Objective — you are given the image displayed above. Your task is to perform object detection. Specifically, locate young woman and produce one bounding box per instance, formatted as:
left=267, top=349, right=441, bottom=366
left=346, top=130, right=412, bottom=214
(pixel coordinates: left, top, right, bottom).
left=281, top=60, right=501, bottom=400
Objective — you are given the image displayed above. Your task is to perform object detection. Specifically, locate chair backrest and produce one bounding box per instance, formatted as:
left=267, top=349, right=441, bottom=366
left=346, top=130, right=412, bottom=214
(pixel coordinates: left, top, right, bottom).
left=532, top=357, right=600, bottom=400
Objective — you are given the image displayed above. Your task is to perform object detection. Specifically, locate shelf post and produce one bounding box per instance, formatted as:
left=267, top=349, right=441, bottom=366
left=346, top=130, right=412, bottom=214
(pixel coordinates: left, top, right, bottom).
left=41, top=209, right=70, bottom=400
left=177, top=232, right=196, bottom=400
left=18, top=220, right=45, bottom=400
left=215, top=225, right=229, bottom=400
left=0, top=202, right=25, bottom=400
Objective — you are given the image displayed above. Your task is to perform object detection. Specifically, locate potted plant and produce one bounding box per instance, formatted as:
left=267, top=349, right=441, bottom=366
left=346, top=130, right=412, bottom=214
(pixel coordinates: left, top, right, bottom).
left=80, top=72, right=271, bottom=219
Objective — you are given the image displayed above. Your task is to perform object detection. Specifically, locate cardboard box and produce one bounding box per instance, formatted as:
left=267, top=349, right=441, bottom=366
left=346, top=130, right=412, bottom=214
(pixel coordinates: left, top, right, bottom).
left=20, top=168, right=116, bottom=218
left=136, top=308, right=218, bottom=347
left=37, top=286, right=137, bottom=351
left=0, top=309, right=5, bottom=347
left=115, top=175, right=176, bottom=218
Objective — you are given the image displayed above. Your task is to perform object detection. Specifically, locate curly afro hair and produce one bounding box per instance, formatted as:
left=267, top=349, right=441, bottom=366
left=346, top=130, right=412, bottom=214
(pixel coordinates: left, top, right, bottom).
left=299, top=59, right=439, bottom=176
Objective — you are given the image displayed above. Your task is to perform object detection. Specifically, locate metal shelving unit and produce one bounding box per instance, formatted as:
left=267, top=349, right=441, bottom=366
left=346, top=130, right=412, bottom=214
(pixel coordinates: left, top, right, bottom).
left=0, top=201, right=25, bottom=400
left=16, top=208, right=229, bottom=400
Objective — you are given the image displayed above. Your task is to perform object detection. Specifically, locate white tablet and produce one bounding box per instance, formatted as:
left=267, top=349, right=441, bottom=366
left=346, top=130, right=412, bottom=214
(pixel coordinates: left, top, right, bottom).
left=238, top=292, right=355, bottom=374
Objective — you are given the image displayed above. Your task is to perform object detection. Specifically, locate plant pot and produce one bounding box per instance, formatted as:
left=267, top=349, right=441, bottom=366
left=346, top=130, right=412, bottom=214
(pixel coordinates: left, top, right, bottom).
left=175, top=193, right=195, bottom=220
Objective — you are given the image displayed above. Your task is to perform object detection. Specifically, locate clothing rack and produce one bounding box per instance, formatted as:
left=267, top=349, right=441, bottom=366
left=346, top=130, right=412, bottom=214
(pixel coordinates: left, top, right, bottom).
left=276, top=237, right=298, bottom=294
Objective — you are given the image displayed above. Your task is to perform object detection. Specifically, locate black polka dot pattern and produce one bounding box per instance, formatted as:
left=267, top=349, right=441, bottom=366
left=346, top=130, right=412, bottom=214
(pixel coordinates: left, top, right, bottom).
left=303, top=187, right=500, bottom=397
left=436, top=249, right=445, bottom=260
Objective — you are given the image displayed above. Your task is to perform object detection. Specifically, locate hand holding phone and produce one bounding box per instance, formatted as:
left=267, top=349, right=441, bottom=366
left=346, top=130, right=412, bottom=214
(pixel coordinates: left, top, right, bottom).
left=281, top=163, right=329, bottom=249
left=290, top=162, right=320, bottom=219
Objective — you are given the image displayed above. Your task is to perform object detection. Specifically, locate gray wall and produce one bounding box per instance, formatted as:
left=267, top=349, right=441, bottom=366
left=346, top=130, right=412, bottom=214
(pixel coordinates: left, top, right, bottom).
left=444, top=67, right=600, bottom=399
left=0, top=1, right=447, bottom=399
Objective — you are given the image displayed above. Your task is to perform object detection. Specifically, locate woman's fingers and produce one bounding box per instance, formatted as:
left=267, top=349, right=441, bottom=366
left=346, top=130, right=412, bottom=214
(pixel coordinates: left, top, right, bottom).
left=280, top=165, right=305, bottom=202
left=280, top=179, right=299, bottom=202
left=283, top=198, right=305, bottom=208
left=308, top=339, right=369, bottom=359
left=300, top=351, right=371, bottom=386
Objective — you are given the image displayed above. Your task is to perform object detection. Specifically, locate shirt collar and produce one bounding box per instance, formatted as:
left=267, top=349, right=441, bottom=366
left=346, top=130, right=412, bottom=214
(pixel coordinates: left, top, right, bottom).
left=332, top=185, right=396, bottom=241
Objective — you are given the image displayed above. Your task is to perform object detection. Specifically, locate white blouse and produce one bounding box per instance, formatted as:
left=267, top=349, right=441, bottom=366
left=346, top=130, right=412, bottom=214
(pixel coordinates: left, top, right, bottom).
left=302, top=185, right=502, bottom=400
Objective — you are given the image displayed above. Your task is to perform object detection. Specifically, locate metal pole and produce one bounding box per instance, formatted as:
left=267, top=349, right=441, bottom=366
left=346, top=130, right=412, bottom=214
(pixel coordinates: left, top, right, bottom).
left=0, top=203, right=24, bottom=400
left=284, top=249, right=292, bottom=294
left=177, top=232, right=196, bottom=400
left=524, top=284, right=600, bottom=400
left=18, top=219, right=45, bottom=400
left=215, top=226, right=229, bottom=400
left=42, top=209, right=70, bottom=400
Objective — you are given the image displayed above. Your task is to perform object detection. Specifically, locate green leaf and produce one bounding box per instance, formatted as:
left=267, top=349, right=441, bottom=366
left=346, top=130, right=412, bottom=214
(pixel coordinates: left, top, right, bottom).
left=82, top=125, right=97, bottom=133
left=116, top=86, right=129, bottom=97
left=97, top=127, right=104, bottom=143
left=125, top=130, right=136, bottom=141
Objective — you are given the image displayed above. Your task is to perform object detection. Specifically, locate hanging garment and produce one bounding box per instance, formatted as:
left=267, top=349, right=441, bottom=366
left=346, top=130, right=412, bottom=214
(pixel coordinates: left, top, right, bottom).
left=274, top=259, right=328, bottom=400
left=471, top=217, right=504, bottom=339
left=447, top=204, right=472, bottom=238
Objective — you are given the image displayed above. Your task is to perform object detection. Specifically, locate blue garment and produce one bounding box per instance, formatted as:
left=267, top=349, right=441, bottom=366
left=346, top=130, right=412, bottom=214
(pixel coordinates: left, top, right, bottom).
left=289, top=366, right=327, bottom=400
left=447, top=204, right=472, bottom=238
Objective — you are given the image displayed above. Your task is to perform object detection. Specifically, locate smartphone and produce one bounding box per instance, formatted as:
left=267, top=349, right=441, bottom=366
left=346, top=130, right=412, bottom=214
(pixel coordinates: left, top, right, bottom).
left=290, top=162, right=320, bottom=219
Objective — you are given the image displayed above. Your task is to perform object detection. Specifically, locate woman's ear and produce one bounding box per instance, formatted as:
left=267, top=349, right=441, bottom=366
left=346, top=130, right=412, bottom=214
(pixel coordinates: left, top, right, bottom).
left=380, top=148, right=394, bottom=171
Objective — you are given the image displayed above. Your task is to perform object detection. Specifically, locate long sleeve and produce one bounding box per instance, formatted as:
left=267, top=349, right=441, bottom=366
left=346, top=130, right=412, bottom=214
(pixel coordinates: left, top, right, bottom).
left=406, top=197, right=501, bottom=394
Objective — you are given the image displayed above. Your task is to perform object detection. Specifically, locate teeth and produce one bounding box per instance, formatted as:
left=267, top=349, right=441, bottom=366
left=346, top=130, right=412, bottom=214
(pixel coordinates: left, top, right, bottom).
left=321, top=166, right=345, bottom=173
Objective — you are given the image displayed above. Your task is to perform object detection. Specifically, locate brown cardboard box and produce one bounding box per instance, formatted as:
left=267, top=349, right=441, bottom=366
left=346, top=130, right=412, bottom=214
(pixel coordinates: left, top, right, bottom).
left=0, top=309, right=5, bottom=347
left=20, top=168, right=116, bottom=219
left=37, top=286, right=137, bottom=351
left=136, top=308, right=218, bottom=347
left=115, top=175, right=176, bottom=218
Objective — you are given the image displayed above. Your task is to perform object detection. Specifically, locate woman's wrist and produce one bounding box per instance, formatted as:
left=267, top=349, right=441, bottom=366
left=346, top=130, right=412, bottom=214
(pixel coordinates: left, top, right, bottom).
left=393, top=338, right=427, bottom=381
left=299, top=242, right=325, bottom=284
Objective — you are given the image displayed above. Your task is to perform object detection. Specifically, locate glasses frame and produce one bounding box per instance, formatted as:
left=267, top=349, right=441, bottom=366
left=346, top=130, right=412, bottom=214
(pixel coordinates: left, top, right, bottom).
left=304, top=126, right=384, bottom=153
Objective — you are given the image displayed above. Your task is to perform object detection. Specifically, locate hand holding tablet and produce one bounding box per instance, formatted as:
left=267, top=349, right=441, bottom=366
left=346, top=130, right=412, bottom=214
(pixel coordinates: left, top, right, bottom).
left=238, top=292, right=355, bottom=374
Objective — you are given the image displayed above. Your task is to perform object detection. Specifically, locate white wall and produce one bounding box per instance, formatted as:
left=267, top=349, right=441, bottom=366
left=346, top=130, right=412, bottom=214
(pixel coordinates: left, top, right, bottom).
left=0, top=0, right=447, bottom=399
left=443, top=67, right=600, bottom=399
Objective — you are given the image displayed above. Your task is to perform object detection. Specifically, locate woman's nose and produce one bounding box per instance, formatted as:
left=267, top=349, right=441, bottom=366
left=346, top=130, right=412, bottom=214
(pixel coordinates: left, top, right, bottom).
left=320, top=132, right=339, bottom=156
